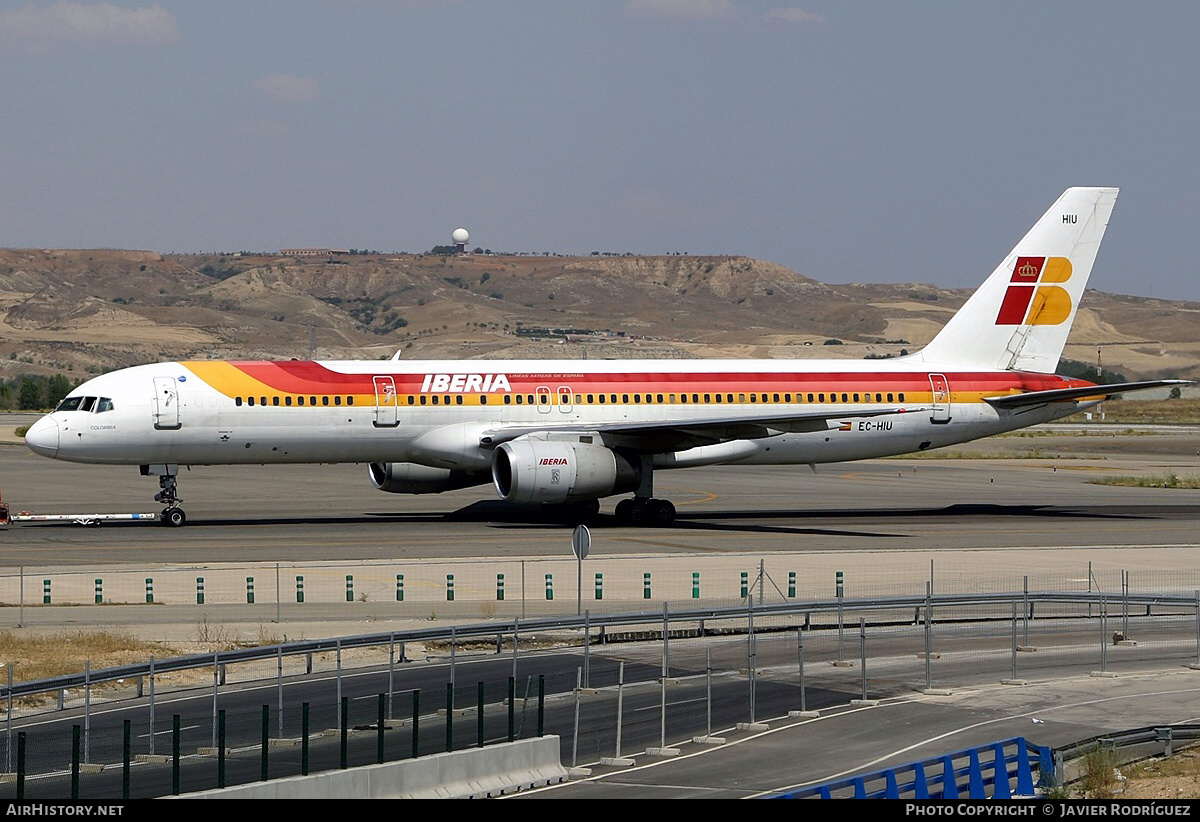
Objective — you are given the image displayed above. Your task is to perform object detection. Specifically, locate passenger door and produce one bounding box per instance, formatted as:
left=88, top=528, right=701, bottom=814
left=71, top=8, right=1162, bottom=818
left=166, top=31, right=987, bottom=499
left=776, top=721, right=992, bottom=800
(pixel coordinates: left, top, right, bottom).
left=152, top=376, right=181, bottom=430
left=373, top=376, right=400, bottom=428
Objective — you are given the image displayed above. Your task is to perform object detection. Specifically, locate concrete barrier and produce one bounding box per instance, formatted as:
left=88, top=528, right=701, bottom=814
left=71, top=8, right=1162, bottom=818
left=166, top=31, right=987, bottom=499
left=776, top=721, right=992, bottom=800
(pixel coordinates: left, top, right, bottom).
left=172, top=735, right=567, bottom=799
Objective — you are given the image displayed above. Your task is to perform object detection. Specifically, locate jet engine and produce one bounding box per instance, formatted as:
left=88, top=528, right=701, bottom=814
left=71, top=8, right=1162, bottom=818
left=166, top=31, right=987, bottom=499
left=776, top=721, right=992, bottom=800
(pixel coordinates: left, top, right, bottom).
left=368, top=462, right=489, bottom=494
left=492, top=439, right=639, bottom=504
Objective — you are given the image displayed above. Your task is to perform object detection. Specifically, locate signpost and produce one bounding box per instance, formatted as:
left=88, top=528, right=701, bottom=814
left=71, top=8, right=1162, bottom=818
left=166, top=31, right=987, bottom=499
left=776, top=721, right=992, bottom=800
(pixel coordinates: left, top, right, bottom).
left=572, top=525, right=591, bottom=616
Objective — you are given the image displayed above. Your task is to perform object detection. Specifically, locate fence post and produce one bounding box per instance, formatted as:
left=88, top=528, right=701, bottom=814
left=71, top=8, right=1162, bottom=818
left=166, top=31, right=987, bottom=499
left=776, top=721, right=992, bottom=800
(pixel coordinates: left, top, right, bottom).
left=246, top=577, right=254, bottom=604
left=497, top=573, right=505, bottom=601
left=296, top=575, right=304, bottom=603
left=94, top=578, right=102, bottom=604
left=196, top=577, right=204, bottom=605
left=345, top=575, right=354, bottom=602
left=595, top=572, right=603, bottom=600
left=395, top=573, right=403, bottom=602
left=145, top=578, right=154, bottom=604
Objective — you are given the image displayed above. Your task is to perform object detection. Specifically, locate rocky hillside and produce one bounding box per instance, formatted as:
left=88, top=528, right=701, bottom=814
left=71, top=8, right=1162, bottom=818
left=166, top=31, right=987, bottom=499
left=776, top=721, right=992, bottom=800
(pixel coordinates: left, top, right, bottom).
left=1, top=248, right=1198, bottom=381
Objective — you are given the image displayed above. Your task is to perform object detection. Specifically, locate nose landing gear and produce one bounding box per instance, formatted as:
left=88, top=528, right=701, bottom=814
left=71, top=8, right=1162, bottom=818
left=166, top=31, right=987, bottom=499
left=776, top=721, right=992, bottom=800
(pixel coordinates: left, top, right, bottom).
left=141, top=464, right=186, bottom=527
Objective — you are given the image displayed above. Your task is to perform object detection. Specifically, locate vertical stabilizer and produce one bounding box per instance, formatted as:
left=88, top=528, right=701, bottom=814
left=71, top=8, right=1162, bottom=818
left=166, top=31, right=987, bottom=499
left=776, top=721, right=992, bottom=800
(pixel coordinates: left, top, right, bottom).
left=914, top=187, right=1118, bottom=373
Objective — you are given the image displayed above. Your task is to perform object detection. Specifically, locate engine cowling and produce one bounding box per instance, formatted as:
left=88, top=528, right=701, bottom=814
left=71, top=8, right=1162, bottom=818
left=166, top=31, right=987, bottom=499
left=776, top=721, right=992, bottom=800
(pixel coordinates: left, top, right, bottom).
left=368, top=462, right=489, bottom=495
left=492, top=439, right=639, bottom=504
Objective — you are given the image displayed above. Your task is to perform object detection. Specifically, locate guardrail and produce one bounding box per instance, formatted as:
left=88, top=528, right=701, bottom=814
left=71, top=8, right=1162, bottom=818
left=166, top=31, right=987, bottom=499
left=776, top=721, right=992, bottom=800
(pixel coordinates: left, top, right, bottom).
left=4, top=589, right=1197, bottom=701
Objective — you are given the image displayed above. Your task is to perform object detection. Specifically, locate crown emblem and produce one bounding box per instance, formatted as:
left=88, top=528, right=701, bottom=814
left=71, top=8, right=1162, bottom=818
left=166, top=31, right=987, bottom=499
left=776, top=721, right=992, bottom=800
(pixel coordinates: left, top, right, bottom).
left=1017, top=260, right=1039, bottom=279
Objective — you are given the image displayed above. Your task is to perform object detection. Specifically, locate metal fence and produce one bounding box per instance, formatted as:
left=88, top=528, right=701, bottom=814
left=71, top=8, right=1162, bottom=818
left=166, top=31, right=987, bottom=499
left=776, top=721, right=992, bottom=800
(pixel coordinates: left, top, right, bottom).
left=2, top=582, right=1200, bottom=798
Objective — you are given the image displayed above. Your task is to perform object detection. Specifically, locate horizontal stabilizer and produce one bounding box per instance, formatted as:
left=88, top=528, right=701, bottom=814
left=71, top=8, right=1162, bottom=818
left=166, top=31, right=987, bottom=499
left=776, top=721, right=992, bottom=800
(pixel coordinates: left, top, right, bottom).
left=983, top=380, right=1191, bottom=409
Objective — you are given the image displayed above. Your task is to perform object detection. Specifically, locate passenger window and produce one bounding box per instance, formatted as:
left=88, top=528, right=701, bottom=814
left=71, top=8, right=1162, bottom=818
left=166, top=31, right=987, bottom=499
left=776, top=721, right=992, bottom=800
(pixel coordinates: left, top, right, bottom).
left=504, top=395, right=511, bottom=404
left=407, top=396, right=414, bottom=405
left=322, top=396, right=329, bottom=406
left=899, top=393, right=905, bottom=402
left=285, top=397, right=293, bottom=406
left=235, top=397, right=243, bottom=407
left=853, top=393, right=859, bottom=402
left=298, top=396, right=305, bottom=406
left=480, top=396, right=487, bottom=405
left=633, top=394, right=640, bottom=404
left=273, top=397, right=280, bottom=406
left=261, top=396, right=267, bottom=406
left=516, top=395, right=523, bottom=404
left=334, top=396, right=342, bottom=406
left=310, top=396, right=317, bottom=406
left=248, top=397, right=256, bottom=406
left=347, top=396, right=354, bottom=406
left=588, top=394, right=595, bottom=404
left=704, top=394, right=711, bottom=403
left=420, top=396, right=427, bottom=405
left=622, top=394, right=629, bottom=404
left=715, top=394, right=722, bottom=403
left=432, top=396, right=439, bottom=405
left=456, top=396, right=463, bottom=405
left=887, top=393, right=894, bottom=402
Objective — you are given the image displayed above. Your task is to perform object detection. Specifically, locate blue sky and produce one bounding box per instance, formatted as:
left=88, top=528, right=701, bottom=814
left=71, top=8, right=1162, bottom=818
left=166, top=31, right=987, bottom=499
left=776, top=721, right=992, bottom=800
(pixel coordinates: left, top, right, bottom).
left=2, top=1, right=1198, bottom=299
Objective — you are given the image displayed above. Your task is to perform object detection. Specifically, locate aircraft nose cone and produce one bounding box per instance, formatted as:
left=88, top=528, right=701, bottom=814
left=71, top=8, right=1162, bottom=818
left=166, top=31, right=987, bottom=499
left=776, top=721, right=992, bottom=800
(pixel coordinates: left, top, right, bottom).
left=24, top=416, right=59, bottom=458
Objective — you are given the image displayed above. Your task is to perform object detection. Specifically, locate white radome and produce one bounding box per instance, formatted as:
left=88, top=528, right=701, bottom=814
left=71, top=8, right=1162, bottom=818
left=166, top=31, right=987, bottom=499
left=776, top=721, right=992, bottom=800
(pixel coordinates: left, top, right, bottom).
left=452, top=228, right=469, bottom=245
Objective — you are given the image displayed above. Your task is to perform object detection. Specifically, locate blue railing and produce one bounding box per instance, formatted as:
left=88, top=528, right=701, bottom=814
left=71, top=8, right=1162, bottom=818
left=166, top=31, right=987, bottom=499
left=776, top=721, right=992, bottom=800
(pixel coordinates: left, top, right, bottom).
left=770, top=737, right=1052, bottom=799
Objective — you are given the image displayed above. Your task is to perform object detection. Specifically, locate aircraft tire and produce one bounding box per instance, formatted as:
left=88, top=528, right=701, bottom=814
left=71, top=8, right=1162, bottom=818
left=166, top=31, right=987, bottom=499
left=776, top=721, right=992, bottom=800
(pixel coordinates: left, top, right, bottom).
left=648, top=499, right=676, bottom=526
left=162, top=507, right=186, bottom=527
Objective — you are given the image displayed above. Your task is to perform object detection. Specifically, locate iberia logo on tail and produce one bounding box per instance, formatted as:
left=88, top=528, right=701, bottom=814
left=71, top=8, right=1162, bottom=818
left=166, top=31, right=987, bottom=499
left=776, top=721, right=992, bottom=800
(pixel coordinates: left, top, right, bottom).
left=995, top=256, right=1073, bottom=325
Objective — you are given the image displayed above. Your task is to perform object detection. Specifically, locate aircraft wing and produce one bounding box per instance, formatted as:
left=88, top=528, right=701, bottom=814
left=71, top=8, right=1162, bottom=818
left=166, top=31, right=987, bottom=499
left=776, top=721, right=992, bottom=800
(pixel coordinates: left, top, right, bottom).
left=480, top=405, right=929, bottom=452
left=982, top=379, right=1191, bottom=410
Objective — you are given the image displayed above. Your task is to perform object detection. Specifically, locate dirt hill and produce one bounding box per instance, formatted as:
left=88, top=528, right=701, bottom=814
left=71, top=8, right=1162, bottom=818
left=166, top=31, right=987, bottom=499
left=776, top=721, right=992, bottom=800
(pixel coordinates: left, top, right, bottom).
left=1, top=248, right=1198, bottom=381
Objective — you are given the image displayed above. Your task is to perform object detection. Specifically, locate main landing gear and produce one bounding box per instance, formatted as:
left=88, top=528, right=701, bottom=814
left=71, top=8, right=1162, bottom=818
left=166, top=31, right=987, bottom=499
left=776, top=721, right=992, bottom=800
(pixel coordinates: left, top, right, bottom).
left=141, top=464, right=186, bottom=527
left=612, top=455, right=676, bottom=526
left=613, top=497, right=676, bottom=526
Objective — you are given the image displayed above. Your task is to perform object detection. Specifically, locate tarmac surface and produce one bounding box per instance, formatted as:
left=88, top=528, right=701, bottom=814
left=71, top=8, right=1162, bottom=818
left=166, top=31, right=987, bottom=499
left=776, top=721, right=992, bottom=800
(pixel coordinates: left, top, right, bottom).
left=3, top=413, right=1200, bottom=797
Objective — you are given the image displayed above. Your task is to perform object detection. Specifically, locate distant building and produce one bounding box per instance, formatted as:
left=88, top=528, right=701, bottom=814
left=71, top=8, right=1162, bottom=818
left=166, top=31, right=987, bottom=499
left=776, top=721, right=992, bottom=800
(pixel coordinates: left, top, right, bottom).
left=280, top=248, right=350, bottom=257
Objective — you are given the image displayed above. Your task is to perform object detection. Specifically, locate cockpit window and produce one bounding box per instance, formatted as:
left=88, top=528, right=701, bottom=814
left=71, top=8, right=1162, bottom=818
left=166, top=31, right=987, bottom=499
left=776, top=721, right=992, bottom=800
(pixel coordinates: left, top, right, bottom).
left=96, top=398, right=114, bottom=413
left=56, top=397, right=83, bottom=412
left=80, top=396, right=96, bottom=412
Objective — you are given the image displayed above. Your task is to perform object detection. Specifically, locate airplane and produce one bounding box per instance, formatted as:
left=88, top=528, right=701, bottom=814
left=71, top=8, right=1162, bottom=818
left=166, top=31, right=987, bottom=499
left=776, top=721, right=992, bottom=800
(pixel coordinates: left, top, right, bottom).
left=22, top=187, right=1189, bottom=527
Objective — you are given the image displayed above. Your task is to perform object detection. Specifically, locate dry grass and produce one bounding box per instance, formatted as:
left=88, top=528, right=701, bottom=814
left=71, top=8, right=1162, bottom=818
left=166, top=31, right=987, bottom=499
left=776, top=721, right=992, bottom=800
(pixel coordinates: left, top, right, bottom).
left=0, top=630, right=181, bottom=683
left=1069, top=399, right=1200, bottom=425
left=1087, top=474, right=1200, bottom=489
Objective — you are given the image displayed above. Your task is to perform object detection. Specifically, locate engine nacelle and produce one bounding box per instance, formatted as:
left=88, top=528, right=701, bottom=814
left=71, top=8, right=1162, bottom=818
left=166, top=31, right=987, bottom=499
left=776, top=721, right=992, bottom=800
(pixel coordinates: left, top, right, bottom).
left=492, top=439, right=639, bottom=504
left=368, top=462, right=489, bottom=495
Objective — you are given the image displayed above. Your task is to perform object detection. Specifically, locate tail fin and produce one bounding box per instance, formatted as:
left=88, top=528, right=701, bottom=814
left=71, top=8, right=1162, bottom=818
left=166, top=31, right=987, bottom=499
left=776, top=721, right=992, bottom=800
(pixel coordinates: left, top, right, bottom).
left=914, top=187, right=1118, bottom=373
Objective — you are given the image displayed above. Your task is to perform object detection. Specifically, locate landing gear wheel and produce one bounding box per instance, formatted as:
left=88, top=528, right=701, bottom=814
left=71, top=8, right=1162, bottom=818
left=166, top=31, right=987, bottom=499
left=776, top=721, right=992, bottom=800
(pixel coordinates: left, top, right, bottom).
left=161, top=507, right=186, bottom=527
left=648, top=499, right=676, bottom=526
left=615, top=497, right=676, bottom=526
